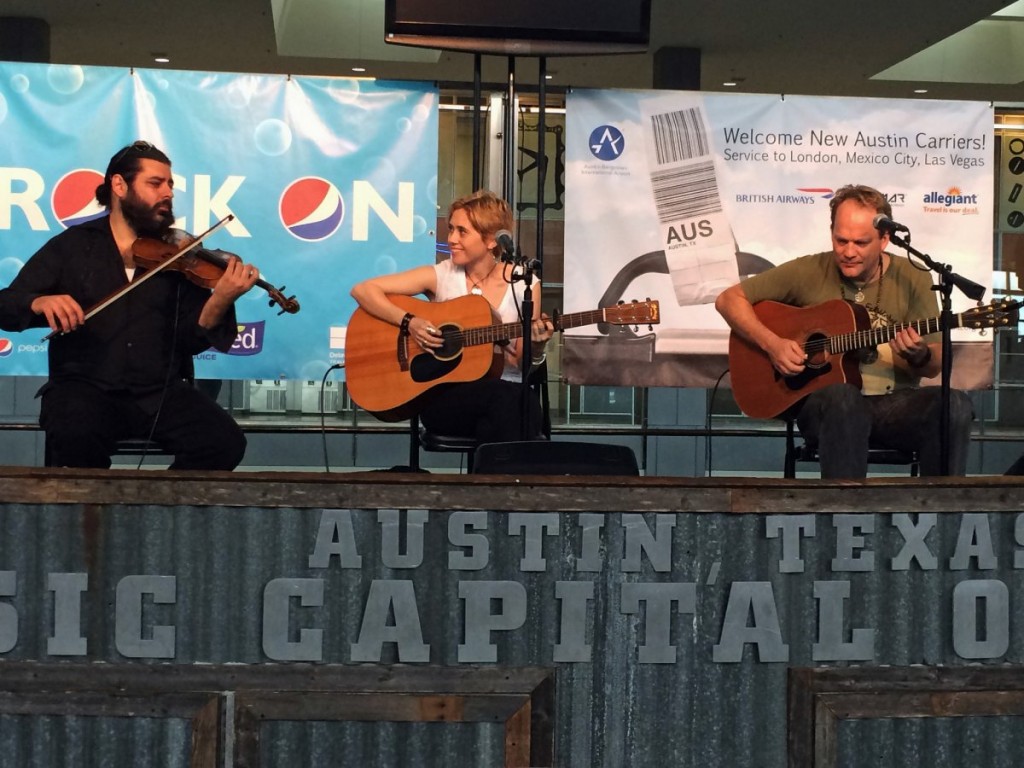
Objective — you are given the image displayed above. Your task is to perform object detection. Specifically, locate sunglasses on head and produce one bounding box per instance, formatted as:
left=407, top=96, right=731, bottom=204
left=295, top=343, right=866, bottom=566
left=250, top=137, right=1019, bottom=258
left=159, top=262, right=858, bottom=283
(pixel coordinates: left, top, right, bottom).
left=109, top=140, right=156, bottom=170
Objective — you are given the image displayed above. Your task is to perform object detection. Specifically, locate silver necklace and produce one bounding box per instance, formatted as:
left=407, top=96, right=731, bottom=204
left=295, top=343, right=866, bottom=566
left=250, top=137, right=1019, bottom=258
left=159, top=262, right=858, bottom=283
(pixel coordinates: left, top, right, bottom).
left=843, top=256, right=884, bottom=307
left=468, top=259, right=498, bottom=296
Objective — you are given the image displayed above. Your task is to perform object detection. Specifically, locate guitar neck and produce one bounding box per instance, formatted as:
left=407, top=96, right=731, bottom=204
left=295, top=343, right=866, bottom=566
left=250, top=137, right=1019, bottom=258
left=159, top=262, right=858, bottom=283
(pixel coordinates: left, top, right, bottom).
left=462, top=309, right=606, bottom=347
left=830, top=314, right=953, bottom=354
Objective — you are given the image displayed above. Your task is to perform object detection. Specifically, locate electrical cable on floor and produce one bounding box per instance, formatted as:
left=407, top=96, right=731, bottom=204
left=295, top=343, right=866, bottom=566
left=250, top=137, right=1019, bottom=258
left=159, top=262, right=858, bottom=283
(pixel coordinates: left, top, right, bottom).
left=706, top=368, right=730, bottom=477
left=320, top=363, right=345, bottom=472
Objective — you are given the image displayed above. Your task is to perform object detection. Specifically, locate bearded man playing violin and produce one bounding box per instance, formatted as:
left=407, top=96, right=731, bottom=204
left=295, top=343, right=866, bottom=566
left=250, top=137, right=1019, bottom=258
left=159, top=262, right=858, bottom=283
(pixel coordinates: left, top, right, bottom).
left=0, top=141, right=259, bottom=469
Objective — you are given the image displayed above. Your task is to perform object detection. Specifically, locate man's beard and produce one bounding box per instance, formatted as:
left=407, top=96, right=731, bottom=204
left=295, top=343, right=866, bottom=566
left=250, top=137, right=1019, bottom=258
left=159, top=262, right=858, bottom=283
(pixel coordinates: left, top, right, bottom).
left=120, top=189, right=174, bottom=238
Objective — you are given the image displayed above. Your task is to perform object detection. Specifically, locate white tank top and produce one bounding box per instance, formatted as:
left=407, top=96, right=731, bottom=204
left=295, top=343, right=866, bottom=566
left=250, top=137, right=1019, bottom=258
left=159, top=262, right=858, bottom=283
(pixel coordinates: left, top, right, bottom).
left=432, top=258, right=535, bottom=382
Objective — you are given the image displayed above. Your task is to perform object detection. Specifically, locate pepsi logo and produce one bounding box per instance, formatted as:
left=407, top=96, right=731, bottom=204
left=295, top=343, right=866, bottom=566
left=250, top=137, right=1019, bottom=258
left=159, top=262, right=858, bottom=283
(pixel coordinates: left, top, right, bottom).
left=0, top=339, right=12, bottom=358
left=51, top=169, right=106, bottom=229
left=279, top=177, right=344, bottom=241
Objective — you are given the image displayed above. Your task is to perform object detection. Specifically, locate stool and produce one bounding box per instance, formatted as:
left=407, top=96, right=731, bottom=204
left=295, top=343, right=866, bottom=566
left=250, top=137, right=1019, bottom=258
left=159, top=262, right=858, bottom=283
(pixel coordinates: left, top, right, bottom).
left=417, top=421, right=481, bottom=472
left=113, top=438, right=170, bottom=459
left=783, top=420, right=919, bottom=478
left=45, top=437, right=171, bottom=467
left=409, top=362, right=552, bottom=474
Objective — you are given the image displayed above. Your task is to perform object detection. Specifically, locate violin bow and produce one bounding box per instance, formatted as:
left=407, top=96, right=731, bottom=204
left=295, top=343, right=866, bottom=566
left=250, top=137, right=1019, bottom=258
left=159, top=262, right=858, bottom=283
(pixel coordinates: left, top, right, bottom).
left=43, top=214, right=235, bottom=341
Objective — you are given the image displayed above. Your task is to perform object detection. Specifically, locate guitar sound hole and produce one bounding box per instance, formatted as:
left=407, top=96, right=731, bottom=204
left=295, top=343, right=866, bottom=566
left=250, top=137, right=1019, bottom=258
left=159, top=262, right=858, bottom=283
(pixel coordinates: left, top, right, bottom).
left=804, top=333, right=829, bottom=369
left=431, top=323, right=464, bottom=362
left=782, top=333, right=831, bottom=392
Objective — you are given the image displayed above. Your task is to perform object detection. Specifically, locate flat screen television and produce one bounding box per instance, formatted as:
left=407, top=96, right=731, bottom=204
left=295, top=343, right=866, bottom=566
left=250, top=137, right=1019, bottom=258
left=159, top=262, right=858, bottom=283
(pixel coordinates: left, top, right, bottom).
left=384, top=0, right=651, bottom=56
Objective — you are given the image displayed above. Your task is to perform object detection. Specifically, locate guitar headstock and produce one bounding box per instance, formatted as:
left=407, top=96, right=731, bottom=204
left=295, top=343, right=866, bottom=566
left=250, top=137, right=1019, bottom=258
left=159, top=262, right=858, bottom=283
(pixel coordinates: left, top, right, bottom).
left=962, top=298, right=1021, bottom=330
left=604, top=299, right=660, bottom=326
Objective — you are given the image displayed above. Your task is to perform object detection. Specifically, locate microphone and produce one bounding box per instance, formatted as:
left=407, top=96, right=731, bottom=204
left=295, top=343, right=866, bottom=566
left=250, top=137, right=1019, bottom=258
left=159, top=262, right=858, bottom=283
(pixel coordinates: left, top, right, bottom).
left=872, top=213, right=910, bottom=234
left=495, top=229, right=516, bottom=262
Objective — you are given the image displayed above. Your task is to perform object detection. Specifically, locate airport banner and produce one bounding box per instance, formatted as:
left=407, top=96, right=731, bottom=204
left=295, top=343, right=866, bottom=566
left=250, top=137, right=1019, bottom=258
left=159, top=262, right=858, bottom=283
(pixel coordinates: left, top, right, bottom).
left=564, top=90, right=994, bottom=389
left=0, top=62, right=439, bottom=381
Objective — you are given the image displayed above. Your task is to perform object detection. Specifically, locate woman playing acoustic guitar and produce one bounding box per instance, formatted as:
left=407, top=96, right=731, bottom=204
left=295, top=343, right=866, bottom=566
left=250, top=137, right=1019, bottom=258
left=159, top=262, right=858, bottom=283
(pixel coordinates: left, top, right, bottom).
left=350, top=190, right=554, bottom=443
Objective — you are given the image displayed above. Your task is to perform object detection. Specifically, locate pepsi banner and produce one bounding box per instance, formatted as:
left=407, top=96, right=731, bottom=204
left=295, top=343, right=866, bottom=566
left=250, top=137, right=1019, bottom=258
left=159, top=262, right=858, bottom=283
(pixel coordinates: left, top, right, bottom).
left=564, top=90, right=994, bottom=389
left=0, top=62, right=438, bottom=380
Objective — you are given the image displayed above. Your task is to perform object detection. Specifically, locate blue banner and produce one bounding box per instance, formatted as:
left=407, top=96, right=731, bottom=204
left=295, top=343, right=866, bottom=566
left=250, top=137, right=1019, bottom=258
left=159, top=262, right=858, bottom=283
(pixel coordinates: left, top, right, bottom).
left=0, top=62, right=439, bottom=380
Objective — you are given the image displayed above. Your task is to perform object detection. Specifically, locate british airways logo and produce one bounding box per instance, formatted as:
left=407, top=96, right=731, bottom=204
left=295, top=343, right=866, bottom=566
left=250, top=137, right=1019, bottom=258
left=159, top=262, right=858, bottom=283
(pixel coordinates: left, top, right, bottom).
left=51, top=169, right=106, bottom=228
left=279, top=177, right=344, bottom=241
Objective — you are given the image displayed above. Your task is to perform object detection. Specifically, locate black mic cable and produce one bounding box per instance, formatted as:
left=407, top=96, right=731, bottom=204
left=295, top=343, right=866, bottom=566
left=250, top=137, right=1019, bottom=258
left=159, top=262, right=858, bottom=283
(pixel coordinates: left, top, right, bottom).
left=320, top=362, right=345, bottom=472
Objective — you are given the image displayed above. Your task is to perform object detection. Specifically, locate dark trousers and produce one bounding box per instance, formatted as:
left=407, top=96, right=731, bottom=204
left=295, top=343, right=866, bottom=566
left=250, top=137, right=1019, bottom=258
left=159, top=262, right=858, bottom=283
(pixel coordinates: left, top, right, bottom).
left=420, top=379, right=542, bottom=444
left=40, top=379, right=246, bottom=470
left=795, top=383, right=974, bottom=479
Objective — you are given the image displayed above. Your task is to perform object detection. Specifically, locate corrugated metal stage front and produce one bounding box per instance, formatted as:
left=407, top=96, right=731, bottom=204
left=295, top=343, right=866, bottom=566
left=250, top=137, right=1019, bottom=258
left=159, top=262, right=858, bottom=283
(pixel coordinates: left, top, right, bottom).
left=1, top=468, right=1023, bottom=768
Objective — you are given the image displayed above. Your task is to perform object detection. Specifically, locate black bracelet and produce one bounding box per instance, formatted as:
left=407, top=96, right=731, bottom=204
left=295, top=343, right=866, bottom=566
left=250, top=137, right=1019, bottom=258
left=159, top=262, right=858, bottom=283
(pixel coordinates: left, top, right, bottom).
left=909, top=346, right=933, bottom=368
left=399, top=312, right=414, bottom=333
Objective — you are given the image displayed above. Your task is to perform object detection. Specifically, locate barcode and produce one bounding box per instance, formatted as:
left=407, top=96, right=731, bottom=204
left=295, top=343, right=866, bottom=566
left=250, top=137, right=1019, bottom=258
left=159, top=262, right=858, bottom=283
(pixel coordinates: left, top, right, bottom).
left=650, top=161, right=722, bottom=222
left=650, top=108, right=709, bottom=165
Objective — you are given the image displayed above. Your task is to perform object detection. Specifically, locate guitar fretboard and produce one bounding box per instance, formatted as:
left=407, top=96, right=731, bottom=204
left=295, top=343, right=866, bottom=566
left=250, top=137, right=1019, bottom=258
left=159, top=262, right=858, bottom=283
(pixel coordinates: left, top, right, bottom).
left=828, top=316, right=952, bottom=354
left=460, top=309, right=610, bottom=347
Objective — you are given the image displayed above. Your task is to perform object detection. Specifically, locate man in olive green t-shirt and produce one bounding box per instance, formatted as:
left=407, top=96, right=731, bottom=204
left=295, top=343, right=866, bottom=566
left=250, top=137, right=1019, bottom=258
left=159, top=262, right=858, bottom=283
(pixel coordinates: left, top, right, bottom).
left=715, top=184, right=973, bottom=478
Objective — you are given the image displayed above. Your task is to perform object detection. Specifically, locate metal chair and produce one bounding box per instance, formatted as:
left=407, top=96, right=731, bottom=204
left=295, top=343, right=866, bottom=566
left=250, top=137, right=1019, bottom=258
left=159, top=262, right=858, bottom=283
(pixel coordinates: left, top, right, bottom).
left=783, top=419, right=919, bottom=478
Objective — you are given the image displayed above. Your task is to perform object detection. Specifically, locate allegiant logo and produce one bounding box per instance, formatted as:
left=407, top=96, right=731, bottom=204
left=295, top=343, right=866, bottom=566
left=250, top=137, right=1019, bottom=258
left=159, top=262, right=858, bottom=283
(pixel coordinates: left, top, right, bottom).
left=228, top=321, right=265, bottom=356
left=923, top=188, right=978, bottom=206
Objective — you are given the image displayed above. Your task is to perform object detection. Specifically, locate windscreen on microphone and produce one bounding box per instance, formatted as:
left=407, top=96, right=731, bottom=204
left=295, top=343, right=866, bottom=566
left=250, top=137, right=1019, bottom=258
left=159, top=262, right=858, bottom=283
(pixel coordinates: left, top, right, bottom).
left=872, top=213, right=910, bottom=234
left=495, top=229, right=516, bottom=261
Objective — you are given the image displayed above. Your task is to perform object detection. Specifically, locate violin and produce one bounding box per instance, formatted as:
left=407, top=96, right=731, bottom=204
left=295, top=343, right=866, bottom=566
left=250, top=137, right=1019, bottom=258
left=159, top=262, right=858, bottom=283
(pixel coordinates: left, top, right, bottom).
left=132, top=237, right=300, bottom=315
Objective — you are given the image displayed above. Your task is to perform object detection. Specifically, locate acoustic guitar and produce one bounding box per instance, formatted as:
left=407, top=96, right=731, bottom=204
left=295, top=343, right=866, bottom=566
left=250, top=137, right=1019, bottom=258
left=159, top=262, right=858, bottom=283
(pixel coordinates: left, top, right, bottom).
left=729, top=297, right=1020, bottom=419
left=345, top=294, right=660, bottom=420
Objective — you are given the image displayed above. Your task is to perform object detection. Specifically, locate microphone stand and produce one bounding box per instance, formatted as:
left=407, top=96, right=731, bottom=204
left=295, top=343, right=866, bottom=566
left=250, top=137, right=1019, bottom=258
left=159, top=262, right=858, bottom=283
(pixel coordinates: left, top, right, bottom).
left=888, top=231, right=985, bottom=475
left=504, top=244, right=540, bottom=441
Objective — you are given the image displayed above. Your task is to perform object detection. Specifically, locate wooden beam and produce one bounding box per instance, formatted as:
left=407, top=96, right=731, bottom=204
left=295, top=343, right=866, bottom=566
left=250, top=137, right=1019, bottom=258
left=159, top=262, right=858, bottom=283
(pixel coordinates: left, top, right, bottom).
left=1, top=466, right=1023, bottom=513
left=788, top=665, right=1024, bottom=768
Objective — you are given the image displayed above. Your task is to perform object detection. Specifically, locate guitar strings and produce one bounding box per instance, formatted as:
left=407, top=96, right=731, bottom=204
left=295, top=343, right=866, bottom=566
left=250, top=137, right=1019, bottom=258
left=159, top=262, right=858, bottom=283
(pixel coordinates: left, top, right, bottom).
left=800, top=319, right=936, bottom=355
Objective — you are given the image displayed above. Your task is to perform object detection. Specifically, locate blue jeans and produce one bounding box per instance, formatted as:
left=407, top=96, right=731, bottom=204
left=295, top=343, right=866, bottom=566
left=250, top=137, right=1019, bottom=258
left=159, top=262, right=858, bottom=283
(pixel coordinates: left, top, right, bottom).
left=794, top=383, right=974, bottom=478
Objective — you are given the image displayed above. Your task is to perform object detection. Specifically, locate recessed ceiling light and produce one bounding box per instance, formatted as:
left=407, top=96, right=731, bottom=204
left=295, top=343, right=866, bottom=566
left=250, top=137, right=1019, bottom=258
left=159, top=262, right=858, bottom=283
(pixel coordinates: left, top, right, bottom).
left=914, top=88, right=928, bottom=94
left=723, top=81, right=738, bottom=87
left=152, top=54, right=170, bottom=64
left=352, top=67, right=366, bottom=73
